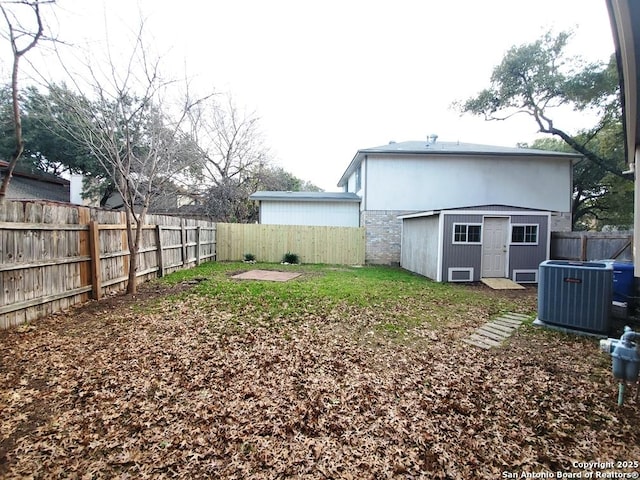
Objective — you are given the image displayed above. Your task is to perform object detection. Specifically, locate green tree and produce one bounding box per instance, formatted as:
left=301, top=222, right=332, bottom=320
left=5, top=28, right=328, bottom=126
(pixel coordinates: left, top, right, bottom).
left=0, top=84, right=122, bottom=204
left=458, top=31, right=631, bottom=229
left=256, top=165, right=321, bottom=193
left=528, top=128, right=631, bottom=230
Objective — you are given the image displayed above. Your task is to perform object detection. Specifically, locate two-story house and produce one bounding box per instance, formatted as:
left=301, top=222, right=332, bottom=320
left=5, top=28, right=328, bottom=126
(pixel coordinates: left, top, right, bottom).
left=252, top=139, right=580, bottom=282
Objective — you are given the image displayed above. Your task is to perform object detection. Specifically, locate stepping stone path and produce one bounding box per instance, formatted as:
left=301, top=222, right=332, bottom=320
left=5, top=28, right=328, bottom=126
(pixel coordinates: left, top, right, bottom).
left=462, top=312, right=529, bottom=349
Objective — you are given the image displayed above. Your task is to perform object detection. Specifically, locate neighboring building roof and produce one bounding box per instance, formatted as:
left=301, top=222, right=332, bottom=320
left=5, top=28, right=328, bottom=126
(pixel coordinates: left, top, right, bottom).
left=250, top=191, right=361, bottom=203
left=6, top=176, right=70, bottom=202
left=0, top=160, right=70, bottom=202
left=337, top=140, right=583, bottom=187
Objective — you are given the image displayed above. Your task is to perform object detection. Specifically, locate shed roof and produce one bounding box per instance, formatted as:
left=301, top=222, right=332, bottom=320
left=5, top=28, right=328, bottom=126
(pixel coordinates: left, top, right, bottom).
left=249, top=191, right=361, bottom=203
left=337, top=140, right=583, bottom=187
left=398, top=204, right=553, bottom=220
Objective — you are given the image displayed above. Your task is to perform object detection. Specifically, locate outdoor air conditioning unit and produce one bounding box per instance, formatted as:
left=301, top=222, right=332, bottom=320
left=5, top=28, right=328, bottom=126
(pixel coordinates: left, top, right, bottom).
left=536, top=260, right=613, bottom=335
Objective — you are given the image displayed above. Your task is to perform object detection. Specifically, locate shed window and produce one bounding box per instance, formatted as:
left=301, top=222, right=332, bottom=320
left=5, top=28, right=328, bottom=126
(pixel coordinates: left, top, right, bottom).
left=512, top=225, right=538, bottom=244
left=453, top=224, right=482, bottom=244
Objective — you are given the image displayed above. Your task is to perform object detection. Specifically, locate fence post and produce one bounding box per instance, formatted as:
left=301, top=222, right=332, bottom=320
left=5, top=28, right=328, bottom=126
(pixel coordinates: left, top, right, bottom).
left=181, top=219, right=187, bottom=267
left=213, top=223, right=217, bottom=261
left=196, top=226, right=201, bottom=266
left=611, top=238, right=632, bottom=260
left=78, top=208, right=91, bottom=299
left=156, top=225, right=165, bottom=277
left=89, top=220, right=102, bottom=300
left=580, top=234, right=588, bottom=261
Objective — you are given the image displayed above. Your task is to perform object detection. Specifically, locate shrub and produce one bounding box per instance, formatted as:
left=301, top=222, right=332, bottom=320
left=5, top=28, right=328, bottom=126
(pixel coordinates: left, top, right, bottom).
left=281, top=252, right=300, bottom=264
left=243, top=253, right=256, bottom=263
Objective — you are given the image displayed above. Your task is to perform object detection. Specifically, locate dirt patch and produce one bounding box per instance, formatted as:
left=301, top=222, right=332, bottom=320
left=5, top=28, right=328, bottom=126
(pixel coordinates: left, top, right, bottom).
left=231, top=269, right=303, bottom=282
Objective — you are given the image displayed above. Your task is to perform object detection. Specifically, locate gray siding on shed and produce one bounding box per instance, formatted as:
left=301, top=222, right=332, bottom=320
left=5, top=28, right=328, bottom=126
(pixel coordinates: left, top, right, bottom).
left=508, top=215, right=549, bottom=281
left=441, top=212, right=549, bottom=282
left=442, top=214, right=484, bottom=281
left=401, top=209, right=551, bottom=283
left=400, top=215, right=440, bottom=279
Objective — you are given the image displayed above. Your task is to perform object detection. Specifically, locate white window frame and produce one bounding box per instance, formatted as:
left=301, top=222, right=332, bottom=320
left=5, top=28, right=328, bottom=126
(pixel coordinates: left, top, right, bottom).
left=511, top=224, right=539, bottom=245
left=452, top=223, right=482, bottom=244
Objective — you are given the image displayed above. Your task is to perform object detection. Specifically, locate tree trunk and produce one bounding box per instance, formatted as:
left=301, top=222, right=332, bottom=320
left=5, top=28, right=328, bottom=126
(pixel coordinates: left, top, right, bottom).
left=546, top=126, right=629, bottom=180
left=125, top=210, right=138, bottom=295
left=0, top=47, right=24, bottom=200
left=0, top=1, right=45, bottom=200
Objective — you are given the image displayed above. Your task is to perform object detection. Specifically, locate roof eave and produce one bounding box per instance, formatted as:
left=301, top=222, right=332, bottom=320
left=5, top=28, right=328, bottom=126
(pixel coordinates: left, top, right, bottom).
left=358, top=148, right=581, bottom=159
left=249, top=192, right=361, bottom=203
left=337, top=150, right=365, bottom=188
left=251, top=197, right=361, bottom=203
left=607, top=0, right=640, bottom=167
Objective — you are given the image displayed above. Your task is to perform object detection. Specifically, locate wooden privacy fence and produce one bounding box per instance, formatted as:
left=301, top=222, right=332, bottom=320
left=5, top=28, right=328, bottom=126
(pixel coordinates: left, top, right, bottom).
left=216, top=223, right=365, bottom=265
left=0, top=200, right=215, bottom=329
left=550, top=231, right=633, bottom=262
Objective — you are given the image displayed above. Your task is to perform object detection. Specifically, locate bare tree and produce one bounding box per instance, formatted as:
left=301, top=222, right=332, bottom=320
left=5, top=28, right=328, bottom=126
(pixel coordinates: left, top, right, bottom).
left=189, top=95, right=271, bottom=221
left=53, top=23, right=206, bottom=294
left=0, top=0, right=53, bottom=200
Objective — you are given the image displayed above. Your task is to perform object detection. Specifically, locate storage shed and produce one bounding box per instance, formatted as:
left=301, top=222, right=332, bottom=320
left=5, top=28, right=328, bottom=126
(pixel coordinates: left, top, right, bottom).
left=400, top=206, right=551, bottom=283
left=250, top=191, right=361, bottom=227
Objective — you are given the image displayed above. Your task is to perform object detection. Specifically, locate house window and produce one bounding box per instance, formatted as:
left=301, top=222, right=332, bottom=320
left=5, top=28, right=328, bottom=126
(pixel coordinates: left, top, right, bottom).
left=355, top=164, right=362, bottom=192
left=511, top=225, right=538, bottom=244
left=453, top=223, right=482, bottom=244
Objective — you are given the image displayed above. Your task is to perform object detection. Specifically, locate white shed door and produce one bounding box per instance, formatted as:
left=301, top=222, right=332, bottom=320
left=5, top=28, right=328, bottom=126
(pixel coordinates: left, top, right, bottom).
left=482, top=218, right=508, bottom=278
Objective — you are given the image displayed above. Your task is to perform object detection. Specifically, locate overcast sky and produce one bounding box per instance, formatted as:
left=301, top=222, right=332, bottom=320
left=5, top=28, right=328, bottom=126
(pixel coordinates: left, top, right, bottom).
left=7, top=0, right=616, bottom=191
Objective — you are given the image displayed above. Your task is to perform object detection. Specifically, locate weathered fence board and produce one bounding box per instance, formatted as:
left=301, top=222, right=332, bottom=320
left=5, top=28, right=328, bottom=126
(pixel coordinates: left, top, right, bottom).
left=2, top=201, right=363, bottom=329
left=215, top=223, right=365, bottom=265
left=550, top=231, right=633, bottom=262
left=0, top=200, right=216, bottom=329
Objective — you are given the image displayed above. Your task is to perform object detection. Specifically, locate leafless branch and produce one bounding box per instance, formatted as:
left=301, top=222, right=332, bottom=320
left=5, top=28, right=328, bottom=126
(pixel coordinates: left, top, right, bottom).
left=47, top=19, right=213, bottom=293
left=0, top=0, right=52, bottom=200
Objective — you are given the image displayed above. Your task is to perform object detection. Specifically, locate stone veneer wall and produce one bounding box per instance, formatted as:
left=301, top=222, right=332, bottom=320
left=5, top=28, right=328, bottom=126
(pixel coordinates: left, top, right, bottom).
left=550, top=211, right=572, bottom=232
left=361, top=210, right=411, bottom=265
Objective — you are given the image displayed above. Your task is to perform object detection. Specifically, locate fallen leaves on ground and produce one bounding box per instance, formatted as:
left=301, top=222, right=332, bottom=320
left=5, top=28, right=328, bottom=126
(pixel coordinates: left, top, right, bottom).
left=0, top=282, right=638, bottom=479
